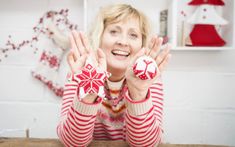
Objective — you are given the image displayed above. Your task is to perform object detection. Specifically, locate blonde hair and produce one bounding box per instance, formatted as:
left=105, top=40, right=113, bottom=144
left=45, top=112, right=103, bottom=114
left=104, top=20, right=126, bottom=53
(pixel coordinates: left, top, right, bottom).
left=89, top=4, right=151, bottom=50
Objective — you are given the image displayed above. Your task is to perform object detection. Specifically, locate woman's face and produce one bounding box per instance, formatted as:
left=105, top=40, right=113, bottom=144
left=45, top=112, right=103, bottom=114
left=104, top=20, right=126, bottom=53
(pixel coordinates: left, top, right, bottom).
left=100, top=17, right=142, bottom=80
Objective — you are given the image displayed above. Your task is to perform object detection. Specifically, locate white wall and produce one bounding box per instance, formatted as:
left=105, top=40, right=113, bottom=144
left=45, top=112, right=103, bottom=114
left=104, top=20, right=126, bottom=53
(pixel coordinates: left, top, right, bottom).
left=0, top=0, right=83, bottom=139
left=0, top=0, right=235, bottom=146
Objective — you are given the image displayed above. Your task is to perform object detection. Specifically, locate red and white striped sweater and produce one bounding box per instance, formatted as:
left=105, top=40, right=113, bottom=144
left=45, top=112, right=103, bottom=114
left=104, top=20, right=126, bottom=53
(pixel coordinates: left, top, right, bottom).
left=57, top=74, right=164, bottom=147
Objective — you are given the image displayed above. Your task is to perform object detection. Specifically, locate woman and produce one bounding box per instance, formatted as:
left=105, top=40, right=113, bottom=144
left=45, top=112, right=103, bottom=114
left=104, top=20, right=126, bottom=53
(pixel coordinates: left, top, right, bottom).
left=57, top=4, right=171, bottom=147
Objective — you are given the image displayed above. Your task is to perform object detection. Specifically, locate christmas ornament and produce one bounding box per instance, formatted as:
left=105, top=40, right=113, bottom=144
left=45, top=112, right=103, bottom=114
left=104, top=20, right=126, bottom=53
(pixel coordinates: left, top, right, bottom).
left=186, top=1, right=228, bottom=46
left=31, top=10, right=75, bottom=97
left=187, top=5, right=228, bottom=25
left=133, top=56, right=158, bottom=80
left=188, top=24, right=226, bottom=46
left=0, top=9, right=77, bottom=62
left=31, top=47, right=66, bottom=97
left=188, top=0, right=225, bottom=5
left=74, top=57, right=111, bottom=99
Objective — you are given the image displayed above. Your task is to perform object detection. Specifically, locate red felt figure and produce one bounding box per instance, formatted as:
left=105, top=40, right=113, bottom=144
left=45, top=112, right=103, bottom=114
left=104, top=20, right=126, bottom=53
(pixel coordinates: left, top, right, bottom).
left=186, top=1, right=228, bottom=46
left=189, top=24, right=225, bottom=46
left=188, top=0, right=224, bottom=5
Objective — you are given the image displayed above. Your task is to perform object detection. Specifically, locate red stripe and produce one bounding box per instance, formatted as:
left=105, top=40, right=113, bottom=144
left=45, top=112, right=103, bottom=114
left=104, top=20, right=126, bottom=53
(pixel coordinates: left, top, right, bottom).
left=94, top=131, right=124, bottom=137
left=127, top=126, right=160, bottom=146
left=57, top=126, right=70, bottom=147
left=152, top=100, right=163, bottom=106
left=64, top=123, right=92, bottom=141
left=150, top=86, right=163, bottom=91
left=126, top=106, right=154, bottom=122
left=70, top=106, right=96, bottom=118
left=152, top=82, right=163, bottom=86
left=67, top=121, right=94, bottom=135
left=153, top=104, right=163, bottom=111
left=65, top=83, right=78, bottom=87
left=64, top=88, right=77, bottom=91
left=151, top=91, right=164, bottom=96
left=59, top=131, right=71, bottom=147
left=61, top=130, right=80, bottom=147
left=63, top=124, right=92, bottom=145
left=94, top=136, right=124, bottom=140
left=152, top=96, right=164, bottom=101
left=67, top=115, right=94, bottom=131
left=61, top=100, right=73, bottom=108
left=126, top=121, right=158, bottom=139
left=126, top=116, right=155, bottom=134
left=94, top=122, right=110, bottom=128
left=94, top=127, right=123, bottom=132
left=68, top=112, right=96, bottom=126
left=63, top=92, right=76, bottom=97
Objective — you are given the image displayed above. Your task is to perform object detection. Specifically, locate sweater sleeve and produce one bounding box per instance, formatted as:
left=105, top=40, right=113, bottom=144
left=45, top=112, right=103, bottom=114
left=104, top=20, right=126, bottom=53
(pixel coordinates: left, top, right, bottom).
left=57, top=73, right=102, bottom=147
left=124, top=80, right=164, bottom=147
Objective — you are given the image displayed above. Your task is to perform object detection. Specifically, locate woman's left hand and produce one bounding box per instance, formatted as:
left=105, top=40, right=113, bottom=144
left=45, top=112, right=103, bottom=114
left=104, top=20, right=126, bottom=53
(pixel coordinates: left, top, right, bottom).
left=125, top=36, right=172, bottom=101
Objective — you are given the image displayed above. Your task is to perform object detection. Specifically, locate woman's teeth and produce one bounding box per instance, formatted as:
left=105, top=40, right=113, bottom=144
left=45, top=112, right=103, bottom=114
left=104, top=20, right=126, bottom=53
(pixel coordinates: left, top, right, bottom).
left=112, top=50, right=130, bottom=57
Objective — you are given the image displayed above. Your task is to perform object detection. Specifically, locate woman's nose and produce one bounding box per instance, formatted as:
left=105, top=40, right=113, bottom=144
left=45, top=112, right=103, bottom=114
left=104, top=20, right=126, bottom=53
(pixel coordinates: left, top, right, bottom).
left=116, top=34, right=128, bottom=46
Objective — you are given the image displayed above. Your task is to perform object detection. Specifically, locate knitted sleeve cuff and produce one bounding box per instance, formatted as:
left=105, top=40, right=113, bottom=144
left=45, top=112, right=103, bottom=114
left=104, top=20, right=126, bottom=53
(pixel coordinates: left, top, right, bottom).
left=124, top=89, right=153, bottom=116
left=73, top=95, right=102, bottom=115
left=66, top=72, right=79, bottom=83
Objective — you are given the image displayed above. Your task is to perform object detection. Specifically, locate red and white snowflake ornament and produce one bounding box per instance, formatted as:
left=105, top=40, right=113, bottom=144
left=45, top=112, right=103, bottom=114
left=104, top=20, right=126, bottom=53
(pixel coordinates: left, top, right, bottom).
left=133, top=56, right=158, bottom=80
left=74, top=58, right=110, bottom=99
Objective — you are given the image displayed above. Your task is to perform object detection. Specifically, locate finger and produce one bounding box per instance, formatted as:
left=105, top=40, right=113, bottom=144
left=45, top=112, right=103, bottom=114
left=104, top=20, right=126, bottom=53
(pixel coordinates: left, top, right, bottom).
left=158, top=54, right=172, bottom=73
left=70, top=33, right=80, bottom=60
left=146, top=36, right=156, bottom=55
left=97, top=48, right=107, bottom=70
left=149, top=37, right=163, bottom=59
left=67, top=51, right=88, bottom=73
left=72, top=30, right=86, bottom=55
left=132, top=48, right=146, bottom=63
left=79, top=54, right=88, bottom=69
left=79, top=32, right=90, bottom=53
left=155, top=44, right=170, bottom=65
left=67, top=51, right=76, bottom=73
left=148, top=36, right=156, bottom=49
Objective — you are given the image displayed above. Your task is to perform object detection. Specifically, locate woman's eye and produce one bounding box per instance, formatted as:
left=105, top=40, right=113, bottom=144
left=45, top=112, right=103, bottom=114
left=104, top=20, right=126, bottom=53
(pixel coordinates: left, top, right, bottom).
left=130, top=33, right=138, bottom=39
left=110, top=30, right=118, bottom=35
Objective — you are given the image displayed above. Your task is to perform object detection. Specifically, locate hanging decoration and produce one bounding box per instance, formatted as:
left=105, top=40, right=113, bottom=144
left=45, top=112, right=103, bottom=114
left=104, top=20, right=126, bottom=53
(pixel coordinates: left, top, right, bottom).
left=186, top=0, right=228, bottom=46
left=73, top=57, right=111, bottom=99
left=188, top=0, right=225, bottom=5
left=31, top=9, right=77, bottom=97
left=0, top=9, right=78, bottom=97
left=0, top=9, right=77, bottom=62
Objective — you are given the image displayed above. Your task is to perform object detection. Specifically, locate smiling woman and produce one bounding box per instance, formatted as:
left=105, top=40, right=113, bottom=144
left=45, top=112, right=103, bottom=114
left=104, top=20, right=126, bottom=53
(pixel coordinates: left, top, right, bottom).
left=57, top=3, right=171, bottom=147
left=100, top=17, right=143, bottom=80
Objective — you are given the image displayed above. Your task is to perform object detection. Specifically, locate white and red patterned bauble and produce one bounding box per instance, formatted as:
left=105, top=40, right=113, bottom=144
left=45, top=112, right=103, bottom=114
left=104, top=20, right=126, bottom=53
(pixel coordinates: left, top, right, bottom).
left=133, top=56, right=158, bottom=80
left=74, top=57, right=110, bottom=99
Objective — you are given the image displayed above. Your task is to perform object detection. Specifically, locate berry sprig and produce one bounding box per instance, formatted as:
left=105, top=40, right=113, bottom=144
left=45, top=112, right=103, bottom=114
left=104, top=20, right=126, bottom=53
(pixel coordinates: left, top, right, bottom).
left=0, top=9, right=77, bottom=62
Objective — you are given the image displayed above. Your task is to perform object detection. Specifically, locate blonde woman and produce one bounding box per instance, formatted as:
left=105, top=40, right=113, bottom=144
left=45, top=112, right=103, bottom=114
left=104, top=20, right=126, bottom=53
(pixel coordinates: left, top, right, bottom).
left=57, top=4, right=171, bottom=147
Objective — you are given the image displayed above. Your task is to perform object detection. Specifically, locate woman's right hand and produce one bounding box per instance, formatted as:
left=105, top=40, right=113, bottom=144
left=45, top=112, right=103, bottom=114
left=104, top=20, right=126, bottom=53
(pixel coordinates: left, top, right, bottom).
left=67, top=30, right=107, bottom=103
left=67, top=31, right=90, bottom=73
left=67, top=30, right=107, bottom=73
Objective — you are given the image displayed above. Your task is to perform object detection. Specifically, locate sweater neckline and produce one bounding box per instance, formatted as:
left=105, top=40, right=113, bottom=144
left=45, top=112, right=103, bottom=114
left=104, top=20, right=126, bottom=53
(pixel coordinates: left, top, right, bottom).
left=106, top=78, right=125, bottom=90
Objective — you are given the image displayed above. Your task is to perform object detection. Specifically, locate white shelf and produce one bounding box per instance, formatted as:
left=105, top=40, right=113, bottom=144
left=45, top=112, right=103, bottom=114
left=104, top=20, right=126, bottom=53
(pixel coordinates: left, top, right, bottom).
left=172, top=46, right=234, bottom=51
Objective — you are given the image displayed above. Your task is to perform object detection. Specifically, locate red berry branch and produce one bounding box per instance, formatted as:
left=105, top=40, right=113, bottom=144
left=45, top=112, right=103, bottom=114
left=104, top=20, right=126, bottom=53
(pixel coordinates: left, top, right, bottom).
left=0, top=9, right=77, bottom=62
